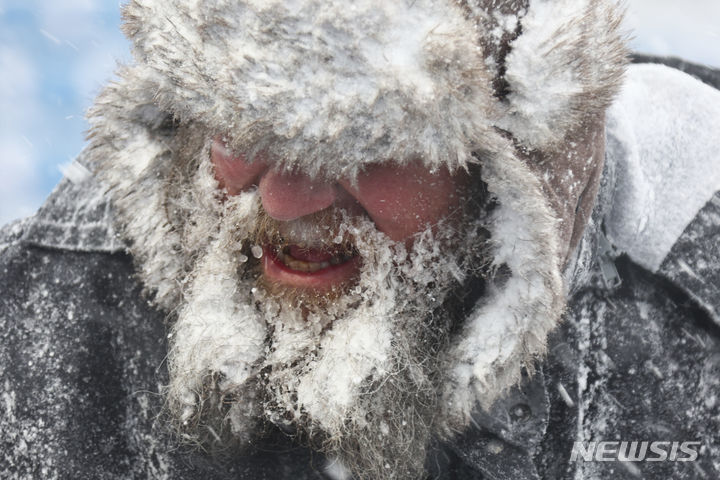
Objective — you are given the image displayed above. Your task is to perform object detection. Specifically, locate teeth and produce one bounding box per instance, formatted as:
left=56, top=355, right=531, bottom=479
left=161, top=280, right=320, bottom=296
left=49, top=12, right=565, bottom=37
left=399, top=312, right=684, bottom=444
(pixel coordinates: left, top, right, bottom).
left=275, top=248, right=349, bottom=273
left=285, top=258, right=330, bottom=272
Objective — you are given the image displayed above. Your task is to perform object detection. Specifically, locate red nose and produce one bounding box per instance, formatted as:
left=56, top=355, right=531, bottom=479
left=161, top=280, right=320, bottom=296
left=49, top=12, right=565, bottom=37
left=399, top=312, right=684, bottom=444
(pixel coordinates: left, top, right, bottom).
left=258, top=169, right=337, bottom=221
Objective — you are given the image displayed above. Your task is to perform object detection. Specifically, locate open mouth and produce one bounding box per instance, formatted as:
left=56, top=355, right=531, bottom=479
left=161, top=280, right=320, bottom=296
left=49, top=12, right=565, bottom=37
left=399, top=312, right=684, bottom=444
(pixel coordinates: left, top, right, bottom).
left=262, top=243, right=361, bottom=291
left=273, top=244, right=355, bottom=272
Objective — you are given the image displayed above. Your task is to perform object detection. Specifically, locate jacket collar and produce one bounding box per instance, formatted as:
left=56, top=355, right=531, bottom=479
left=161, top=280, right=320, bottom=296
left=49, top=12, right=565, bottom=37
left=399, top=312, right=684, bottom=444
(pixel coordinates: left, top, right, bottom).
left=658, top=191, right=720, bottom=328
left=22, top=162, right=125, bottom=253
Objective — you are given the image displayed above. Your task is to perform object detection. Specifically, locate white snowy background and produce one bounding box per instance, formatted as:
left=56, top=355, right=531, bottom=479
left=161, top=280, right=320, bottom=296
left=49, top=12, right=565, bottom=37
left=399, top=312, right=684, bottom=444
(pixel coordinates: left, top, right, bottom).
left=0, top=0, right=718, bottom=225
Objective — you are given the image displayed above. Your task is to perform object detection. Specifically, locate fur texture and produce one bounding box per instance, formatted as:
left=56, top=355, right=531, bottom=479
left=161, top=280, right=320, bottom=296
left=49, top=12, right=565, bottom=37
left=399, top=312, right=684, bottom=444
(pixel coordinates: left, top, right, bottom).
left=121, top=0, right=502, bottom=178
left=497, top=0, right=627, bottom=148
left=86, top=0, right=628, bottom=466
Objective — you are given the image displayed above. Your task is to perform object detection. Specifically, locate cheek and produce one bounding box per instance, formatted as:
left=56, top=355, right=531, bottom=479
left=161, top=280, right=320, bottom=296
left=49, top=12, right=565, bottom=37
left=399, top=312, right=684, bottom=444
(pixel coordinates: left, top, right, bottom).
left=341, top=164, right=469, bottom=242
left=210, top=139, right=267, bottom=195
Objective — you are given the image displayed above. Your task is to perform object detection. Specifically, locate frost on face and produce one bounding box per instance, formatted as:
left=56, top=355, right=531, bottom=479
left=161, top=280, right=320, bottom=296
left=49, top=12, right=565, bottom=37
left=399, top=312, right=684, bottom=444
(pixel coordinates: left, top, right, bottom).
left=150, top=148, right=496, bottom=477
left=163, top=155, right=492, bottom=440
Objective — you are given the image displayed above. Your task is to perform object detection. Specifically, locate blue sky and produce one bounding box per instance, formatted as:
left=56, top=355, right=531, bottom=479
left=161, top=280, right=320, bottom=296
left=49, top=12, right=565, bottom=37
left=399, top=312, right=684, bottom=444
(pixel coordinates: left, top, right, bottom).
left=0, top=1, right=130, bottom=224
left=0, top=0, right=719, bottom=225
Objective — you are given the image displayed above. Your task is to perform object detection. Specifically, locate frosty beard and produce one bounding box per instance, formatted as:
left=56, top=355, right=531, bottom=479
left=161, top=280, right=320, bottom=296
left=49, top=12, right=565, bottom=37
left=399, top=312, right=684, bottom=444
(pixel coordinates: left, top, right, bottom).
left=153, top=149, right=490, bottom=479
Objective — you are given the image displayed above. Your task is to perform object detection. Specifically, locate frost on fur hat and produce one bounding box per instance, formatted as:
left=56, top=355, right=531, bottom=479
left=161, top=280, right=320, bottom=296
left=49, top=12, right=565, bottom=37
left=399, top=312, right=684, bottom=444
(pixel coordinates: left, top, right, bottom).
left=118, top=0, right=626, bottom=177
left=88, top=0, right=627, bottom=423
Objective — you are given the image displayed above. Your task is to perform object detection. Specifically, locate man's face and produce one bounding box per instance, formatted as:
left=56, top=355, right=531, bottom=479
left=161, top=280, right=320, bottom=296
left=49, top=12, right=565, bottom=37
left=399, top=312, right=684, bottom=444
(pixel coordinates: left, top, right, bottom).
left=155, top=133, right=490, bottom=479
left=210, top=137, right=471, bottom=293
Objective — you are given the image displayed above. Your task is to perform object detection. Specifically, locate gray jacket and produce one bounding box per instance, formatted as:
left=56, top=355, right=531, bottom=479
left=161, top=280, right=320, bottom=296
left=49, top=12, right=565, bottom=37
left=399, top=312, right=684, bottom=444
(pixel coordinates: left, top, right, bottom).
left=1, top=59, right=719, bottom=479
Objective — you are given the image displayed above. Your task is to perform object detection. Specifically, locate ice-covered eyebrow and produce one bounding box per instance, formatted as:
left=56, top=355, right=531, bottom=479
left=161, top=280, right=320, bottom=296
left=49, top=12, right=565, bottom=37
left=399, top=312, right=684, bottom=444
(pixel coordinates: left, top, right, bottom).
left=213, top=138, right=476, bottom=194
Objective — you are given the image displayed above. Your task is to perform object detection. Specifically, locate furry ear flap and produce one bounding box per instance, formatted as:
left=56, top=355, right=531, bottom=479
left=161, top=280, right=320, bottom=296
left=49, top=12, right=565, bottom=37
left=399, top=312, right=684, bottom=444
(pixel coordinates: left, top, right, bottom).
left=494, top=0, right=628, bottom=148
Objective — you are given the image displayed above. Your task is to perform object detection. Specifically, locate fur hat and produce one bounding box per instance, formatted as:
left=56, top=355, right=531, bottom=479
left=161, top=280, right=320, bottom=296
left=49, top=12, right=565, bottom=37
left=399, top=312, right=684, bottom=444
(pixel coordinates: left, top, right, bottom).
left=87, top=0, right=627, bottom=424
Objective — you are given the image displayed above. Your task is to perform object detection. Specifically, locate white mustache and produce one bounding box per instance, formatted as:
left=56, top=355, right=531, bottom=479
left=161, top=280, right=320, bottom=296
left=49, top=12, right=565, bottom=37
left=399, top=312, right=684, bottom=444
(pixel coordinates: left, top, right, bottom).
left=255, top=206, right=359, bottom=251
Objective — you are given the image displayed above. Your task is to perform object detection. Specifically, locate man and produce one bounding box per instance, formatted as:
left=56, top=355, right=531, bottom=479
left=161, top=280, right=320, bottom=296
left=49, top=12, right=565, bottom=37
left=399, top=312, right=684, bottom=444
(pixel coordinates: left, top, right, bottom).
left=1, top=0, right=719, bottom=479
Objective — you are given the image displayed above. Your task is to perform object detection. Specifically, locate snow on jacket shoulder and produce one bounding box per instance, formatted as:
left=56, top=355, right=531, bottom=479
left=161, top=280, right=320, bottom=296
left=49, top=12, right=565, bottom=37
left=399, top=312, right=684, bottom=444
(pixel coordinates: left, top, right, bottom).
left=1, top=61, right=719, bottom=479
